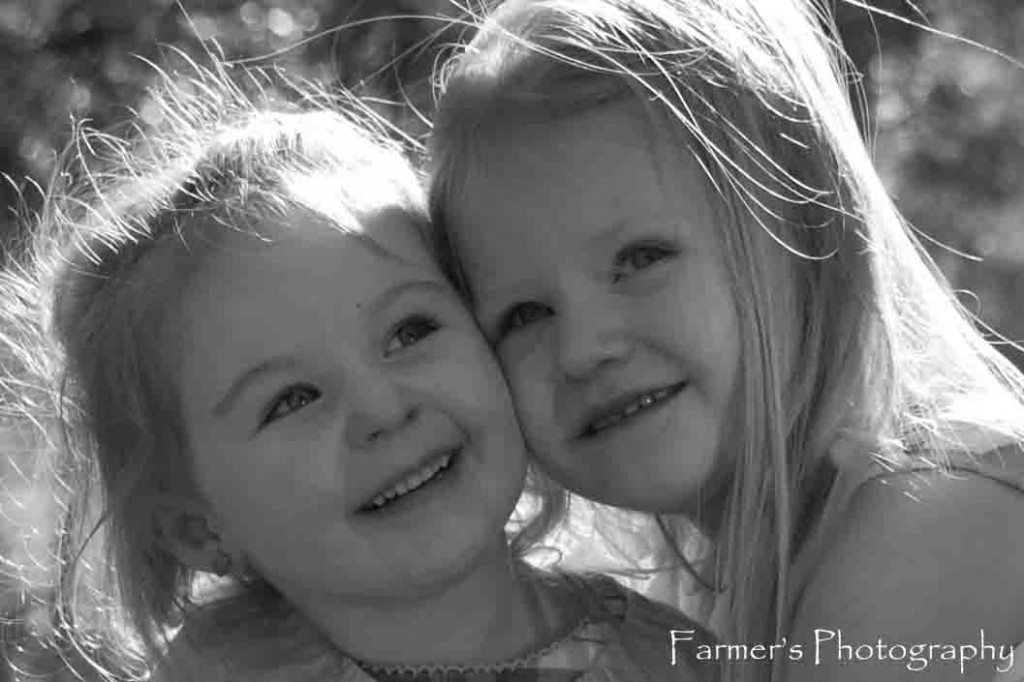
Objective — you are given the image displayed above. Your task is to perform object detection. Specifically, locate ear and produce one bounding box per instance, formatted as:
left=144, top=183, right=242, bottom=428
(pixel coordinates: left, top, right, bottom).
left=152, top=494, right=239, bottom=576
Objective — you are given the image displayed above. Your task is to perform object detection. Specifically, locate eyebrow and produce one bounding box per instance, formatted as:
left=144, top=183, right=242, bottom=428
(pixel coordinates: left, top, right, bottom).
left=210, top=278, right=448, bottom=418
left=213, top=355, right=300, bottom=418
left=589, top=213, right=681, bottom=247
left=472, top=220, right=631, bottom=305
left=368, top=278, right=449, bottom=318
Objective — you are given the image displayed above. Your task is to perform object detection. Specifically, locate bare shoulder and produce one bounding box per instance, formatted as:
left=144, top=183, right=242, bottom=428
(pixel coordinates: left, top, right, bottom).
left=784, top=448, right=1024, bottom=682
left=841, top=462, right=1024, bottom=597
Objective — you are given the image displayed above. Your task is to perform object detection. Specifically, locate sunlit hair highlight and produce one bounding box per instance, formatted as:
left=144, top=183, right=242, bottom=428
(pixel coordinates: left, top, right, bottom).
left=0, top=56, right=485, bottom=680
left=428, top=1, right=1024, bottom=678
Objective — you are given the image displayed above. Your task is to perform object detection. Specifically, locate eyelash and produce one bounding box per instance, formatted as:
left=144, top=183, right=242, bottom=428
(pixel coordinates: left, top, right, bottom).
left=494, top=241, right=677, bottom=341
left=611, top=241, right=676, bottom=282
left=261, top=384, right=321, bottom=427
left=257, top=315, right=441, bottom=429
left=496, top=302, right=552, bottom=340
left=385, top=314, right=441, bottom=355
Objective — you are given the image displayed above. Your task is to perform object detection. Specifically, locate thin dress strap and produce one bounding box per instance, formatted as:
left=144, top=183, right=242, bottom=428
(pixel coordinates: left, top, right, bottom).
left=786, top=428, right=1024, bottom=626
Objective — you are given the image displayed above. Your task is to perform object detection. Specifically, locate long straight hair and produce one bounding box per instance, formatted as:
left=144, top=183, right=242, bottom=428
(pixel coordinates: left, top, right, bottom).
left=427, top=1, right=1024, bottom=678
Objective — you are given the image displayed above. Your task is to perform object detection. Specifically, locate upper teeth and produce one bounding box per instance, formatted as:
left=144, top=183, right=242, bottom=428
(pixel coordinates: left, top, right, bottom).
left=588, top=387, right=676, bottom=434
left=369, top=451, right=453, bottom=510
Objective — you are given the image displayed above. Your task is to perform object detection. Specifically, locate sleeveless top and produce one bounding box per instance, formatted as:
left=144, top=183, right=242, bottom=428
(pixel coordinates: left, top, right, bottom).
left=647, top=424, right=1024, bottom=671
left=786, top=427, right=1024, bottom=624
left=782, top=425, right=1024, bottom=679
left=784, top=427, right=1024, bottom=682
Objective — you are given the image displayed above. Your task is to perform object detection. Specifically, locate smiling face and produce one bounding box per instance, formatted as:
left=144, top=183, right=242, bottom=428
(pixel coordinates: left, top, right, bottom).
left=172, top=204, right=527, bottom=604
left=446, top=101, right=742, bottom=514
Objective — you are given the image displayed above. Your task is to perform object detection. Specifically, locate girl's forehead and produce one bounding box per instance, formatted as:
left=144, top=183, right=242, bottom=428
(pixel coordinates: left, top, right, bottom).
left=451, top=100, right=706, bottom=217
left=174, top=209, right=447, bottom=359
left=445, top=100, right=723, bottom=267
left=212, top=201, right=433, bottom=268
left=455, top=97, right=687, bottom=183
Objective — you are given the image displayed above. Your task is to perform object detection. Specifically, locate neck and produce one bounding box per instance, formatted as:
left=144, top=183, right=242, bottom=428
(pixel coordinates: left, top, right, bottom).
left=289, top=535, right=568, bottom=667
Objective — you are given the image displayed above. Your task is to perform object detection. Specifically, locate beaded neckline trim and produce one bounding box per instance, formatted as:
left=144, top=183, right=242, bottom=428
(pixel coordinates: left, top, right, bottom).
left=353, top=613, right=594, bottom=676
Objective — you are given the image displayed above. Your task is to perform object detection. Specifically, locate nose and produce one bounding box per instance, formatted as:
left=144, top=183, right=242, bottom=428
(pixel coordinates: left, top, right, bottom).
left=555, top=287, right=631, bottom=381
left=344, top=373, right=417, bottom=449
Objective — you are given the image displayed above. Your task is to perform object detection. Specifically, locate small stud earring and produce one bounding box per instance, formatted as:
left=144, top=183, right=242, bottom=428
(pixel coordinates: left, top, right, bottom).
left=181, top=514, right=220, bottom=547
left=210, top=547, right=234, bottom=576
left=185, top=516, right=233, bottom=576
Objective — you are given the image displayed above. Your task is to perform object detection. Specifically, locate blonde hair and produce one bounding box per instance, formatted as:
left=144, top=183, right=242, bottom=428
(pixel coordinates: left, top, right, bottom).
left=428, top=0, right=1024, bottom=676
left=0, top=58, right=520, bottom=681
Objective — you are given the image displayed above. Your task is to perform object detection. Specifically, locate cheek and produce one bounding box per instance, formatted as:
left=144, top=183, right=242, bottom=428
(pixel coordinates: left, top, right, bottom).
left=675, top=266, right=741, bottom=388
left=707, top=307, right=742, bottom=396
left=187, top=425, right=329, bottom=527
left=429, top=340, right=516, bottom=420
left=181, top=424, right=237, bottom=508
left=200, top=453, right=286, bottom=522
left=498, top=355, right=560, bottom=455
left=496, top=343, right=541, bottom=397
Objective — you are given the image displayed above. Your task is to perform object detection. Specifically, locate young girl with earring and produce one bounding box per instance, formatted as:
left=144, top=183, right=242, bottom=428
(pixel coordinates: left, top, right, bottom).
left=0, top=63, right=714, bottom=681
left=427, top=1, right=1024, bottom=680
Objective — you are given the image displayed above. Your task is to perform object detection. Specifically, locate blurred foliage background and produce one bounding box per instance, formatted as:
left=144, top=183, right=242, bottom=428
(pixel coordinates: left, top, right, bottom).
left=0, top=0, right=1022, bottom=678
left=1, top=0, right=1022, bottom=341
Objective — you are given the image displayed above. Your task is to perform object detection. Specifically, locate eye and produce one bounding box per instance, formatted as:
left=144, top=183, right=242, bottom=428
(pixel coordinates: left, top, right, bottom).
left=261, top=384, right=321, bottom=427
left=612, top=242, right=676, bottom=282
left=385, top=314, right=440, bottom=355
left=497, top=301, right=553, bottom=340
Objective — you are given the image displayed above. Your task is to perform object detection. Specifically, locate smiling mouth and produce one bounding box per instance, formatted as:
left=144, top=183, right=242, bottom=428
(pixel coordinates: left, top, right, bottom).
left=580, top=382, right=687, bottom=438
left=360, top=446, right=461, bottom=513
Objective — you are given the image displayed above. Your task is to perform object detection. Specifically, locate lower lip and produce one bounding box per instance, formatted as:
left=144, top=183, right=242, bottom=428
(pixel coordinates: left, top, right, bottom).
left=580, top=383, right=687, bottom=441
left=357, top=446, right=465, bottom=518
